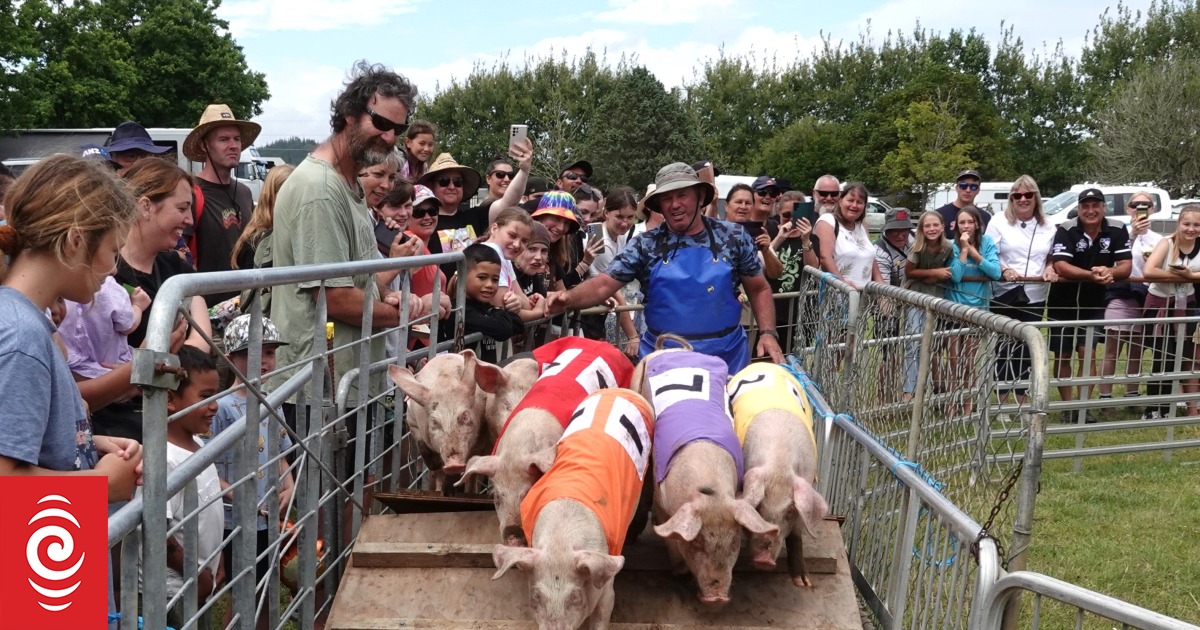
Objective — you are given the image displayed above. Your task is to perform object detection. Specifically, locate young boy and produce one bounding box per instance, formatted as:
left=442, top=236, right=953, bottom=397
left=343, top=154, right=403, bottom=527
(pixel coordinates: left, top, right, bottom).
left=444, top=243, right=524, bottom=362
left=158, top=345, right=225, bottom=627
left=211, top=314, right=296, bottom=629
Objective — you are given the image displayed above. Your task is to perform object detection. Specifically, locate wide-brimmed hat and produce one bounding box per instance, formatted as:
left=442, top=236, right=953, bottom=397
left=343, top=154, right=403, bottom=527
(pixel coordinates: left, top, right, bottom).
left=105, top=122, right=171, bottom=155
left=183, top=104, right=261, bottom=162
left=223, top=314, right=288, bottom=355
left=635, top=183, right=656, bottom=221
left=418, top=153, right=481, bottom=196
left=531, top=191, right=581, bottom=233
left=643, top=163, right=716, bottom=213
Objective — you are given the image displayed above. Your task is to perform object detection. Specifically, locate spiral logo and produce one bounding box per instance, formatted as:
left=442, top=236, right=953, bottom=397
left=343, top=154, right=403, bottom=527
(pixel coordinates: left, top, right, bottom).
left=25, top=495, right=86, bottom=612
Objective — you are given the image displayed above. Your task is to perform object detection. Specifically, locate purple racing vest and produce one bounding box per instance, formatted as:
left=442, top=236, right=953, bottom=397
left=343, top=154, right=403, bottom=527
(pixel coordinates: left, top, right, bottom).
left=645, top=351, right=744, bottom=483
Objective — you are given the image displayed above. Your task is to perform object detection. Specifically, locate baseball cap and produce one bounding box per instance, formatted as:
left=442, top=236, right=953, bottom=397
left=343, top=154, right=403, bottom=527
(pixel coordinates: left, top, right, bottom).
left=413, top=184, right=441, bottom=208
left=525, top=177, right=550, bottom=196
left=1077, top=188, right=1104, bottom=203
left=559, top=159, right=593, bottom=179
left=956, top=169, right=982, bottom=182
left=751, top=176, right=779, bottom=193
left=691, top=159, right=720, bottom=177
left=883, top=207, right=915, bottom=231
left=223, top=314, right=289, bottom=355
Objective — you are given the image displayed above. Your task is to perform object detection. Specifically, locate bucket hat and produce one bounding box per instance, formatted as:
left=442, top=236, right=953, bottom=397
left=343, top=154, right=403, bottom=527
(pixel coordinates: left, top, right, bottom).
left=183, top=104, right=262, bottom=162
left=883, top=207, right=915, bottom=231
left=223, top=314, right=289, bottom=355
left=418, top=153, right=481, bottom=196
left=531, top=191, right=581, bottom=233
left=642, top=163, right=716, bottom=213
left=412, top=184, right=441, bottom=208
left=105, top=121, right=171, bottom=155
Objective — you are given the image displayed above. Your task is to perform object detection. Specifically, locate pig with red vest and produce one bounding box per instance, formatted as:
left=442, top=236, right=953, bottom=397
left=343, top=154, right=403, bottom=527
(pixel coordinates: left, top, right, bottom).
left=493, top=388, right=654, bottom=630
left=633, top=337, right=777, bottom=607
left=729, top=362, right=828, bottom=587
left=462, top=337, right=634, bottom=546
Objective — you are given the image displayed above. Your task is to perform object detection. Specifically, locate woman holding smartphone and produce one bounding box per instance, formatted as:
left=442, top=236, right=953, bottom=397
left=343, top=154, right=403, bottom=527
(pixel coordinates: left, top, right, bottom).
left=589, top=187, right=642, bottom=356
left=1140, top=204, right=1200, bottom=418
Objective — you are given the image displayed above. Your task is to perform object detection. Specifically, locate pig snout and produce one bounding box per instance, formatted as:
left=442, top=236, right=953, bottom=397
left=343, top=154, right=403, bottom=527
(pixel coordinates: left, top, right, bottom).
left=752, top=552, right=777, bottom=570
left=502, top=525, right=528, bottom=547
left=697, top=591, right=731, bottom=607
left=696, top=576, right=732, bottom=607
left=442, top=458, right=466, bottom=474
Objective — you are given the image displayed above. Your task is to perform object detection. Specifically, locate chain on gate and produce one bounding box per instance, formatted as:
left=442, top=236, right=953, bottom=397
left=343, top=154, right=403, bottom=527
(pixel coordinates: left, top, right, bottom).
left=971, top=458, right=1023, bottom=569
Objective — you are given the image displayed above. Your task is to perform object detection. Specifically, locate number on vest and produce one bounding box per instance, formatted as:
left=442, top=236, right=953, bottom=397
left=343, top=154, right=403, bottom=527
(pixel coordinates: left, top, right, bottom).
left=729, top=371, right=804, bottom=407
left=647, top=367, right=713, bottom=413
left=562, top=394, right=652, bottom=479
left=540, top=348, right=617, bottom=394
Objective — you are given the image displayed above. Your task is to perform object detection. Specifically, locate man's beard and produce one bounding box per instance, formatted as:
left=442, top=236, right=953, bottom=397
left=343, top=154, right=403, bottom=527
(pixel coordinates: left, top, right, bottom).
left=347, top=122, right=392, bottom=168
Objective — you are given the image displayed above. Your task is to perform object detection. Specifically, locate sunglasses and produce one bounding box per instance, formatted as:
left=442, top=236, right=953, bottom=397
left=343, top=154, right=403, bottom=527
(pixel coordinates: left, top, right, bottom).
left=366, top=108, right=409, bottom=135
left=436, top=176, right=463, bottom=188
left=561, top=172, right=587, bottom=182
left=489, top=170, right=515, bottom=180
left=1129, top=201, right=1152, bottom=211
left=1010, top=192, right=1036, bottom=200
left=958, top=182, right=981, bottom=191
left=756, top=188, right=781, bottom=198
left=815, top=189, right=840, bottom=198
left=411, top=205, right=439, bottom=218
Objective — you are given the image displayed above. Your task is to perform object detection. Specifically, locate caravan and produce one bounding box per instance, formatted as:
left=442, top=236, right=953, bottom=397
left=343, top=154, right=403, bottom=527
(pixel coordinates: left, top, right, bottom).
left=926, top=181, right=1015, bottom=216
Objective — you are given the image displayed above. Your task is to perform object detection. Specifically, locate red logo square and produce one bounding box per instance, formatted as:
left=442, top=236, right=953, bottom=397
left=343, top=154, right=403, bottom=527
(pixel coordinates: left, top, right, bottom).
left=0, top=476, right=108, bottom=629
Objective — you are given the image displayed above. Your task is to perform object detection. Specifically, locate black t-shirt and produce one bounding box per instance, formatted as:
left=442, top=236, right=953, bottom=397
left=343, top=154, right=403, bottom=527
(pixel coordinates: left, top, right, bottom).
left=434, top=203, right=489, bottom=278
left=937, top=202, right=992, bottom=239
left=1048, top=219, right=1132, bottom=309
left=195, top=177, right=254, bottom=305
left=114, top=251, right=195, bottom=348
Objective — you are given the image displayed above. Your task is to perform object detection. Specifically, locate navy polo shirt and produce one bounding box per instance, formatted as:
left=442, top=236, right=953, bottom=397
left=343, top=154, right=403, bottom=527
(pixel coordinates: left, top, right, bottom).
left=1048, top=218, right=1131, bottom=309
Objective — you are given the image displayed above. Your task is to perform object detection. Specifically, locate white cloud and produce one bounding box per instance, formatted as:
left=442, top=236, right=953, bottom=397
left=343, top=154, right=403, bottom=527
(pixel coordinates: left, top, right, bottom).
left=594, top=0, right=735, bottom=26
left=220, top=0, right=424, bottom=34
left=250, top=62, right=347, bottom=142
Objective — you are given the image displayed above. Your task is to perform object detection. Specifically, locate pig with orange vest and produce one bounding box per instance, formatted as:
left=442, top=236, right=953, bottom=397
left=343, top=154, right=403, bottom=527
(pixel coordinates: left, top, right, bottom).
left=729, top=362, right=828, bottom=587
left=493, top=388, right=653, bottom=630
left=462, top=336, right=633, bottom=546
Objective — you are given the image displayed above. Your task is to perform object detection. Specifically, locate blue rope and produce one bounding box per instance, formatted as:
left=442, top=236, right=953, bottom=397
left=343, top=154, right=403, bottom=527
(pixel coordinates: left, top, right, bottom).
left=107, top=613, right=177, bottom=630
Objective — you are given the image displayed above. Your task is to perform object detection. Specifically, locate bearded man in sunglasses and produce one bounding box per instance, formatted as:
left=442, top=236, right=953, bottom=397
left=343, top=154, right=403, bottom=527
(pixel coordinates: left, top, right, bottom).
left=937, top=169, right=991, bottom=238
left=271, top=61, right=422, bottom=403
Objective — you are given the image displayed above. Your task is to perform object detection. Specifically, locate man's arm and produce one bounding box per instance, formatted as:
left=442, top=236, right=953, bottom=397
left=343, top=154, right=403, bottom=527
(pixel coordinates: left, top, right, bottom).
left=323, top=286, right=403, bottom=328
left=545, top=274, right=624, bottom=314
left=741, top=273, right=783, bottom=363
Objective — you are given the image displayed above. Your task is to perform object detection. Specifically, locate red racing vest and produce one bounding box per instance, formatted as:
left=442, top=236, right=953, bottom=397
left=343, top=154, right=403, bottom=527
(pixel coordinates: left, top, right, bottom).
left=520, top=388, right=654, bottom=554
left=499, top=337, right=634, bottom=439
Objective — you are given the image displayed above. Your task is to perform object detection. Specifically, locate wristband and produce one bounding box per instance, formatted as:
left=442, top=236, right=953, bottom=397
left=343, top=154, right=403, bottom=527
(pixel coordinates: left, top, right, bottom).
left=759, top=329, right=779, bottom=340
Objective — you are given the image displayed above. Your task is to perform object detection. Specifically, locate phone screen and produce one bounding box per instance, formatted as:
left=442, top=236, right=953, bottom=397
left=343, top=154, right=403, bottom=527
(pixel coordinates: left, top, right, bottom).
left=792, top=201, right=819, bottom=226
left=736, top=221, right=764, bottom=239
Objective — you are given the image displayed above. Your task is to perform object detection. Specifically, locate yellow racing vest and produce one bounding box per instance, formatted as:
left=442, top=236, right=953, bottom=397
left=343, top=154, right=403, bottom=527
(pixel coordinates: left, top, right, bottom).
left=728, top=363, right=815, bottom=450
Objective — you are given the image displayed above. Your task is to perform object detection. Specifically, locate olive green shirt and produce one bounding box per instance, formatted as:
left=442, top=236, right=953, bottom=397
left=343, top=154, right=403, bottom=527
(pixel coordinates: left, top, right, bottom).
left=270, top=156, right=384, bottom=403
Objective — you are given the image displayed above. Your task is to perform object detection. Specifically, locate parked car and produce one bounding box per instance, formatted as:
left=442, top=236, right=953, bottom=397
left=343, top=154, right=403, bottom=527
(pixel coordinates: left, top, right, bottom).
left=864, top=197, right=892, bottom=232
left=1043, top=185, right=1174, bottom=229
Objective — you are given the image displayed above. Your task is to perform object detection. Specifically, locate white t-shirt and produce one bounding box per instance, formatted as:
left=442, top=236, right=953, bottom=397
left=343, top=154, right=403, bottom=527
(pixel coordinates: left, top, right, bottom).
left=817, top=214, right=875, bottom=288
left=984, top=217, right=1057, bottom=304
left=1129, top=230, right=1164, bottom=284
left=483, top=242, right=518, bottom=289
left=590, top=224, right=639, bottom=294
left=1148, top=239, right=1200, bottom=298
left=164, top=439, right=224, bottom=598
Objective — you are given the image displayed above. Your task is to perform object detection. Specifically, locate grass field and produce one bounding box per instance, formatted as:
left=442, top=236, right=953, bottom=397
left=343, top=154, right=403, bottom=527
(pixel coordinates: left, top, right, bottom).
left=1021, top=418, right=1200, bottom=626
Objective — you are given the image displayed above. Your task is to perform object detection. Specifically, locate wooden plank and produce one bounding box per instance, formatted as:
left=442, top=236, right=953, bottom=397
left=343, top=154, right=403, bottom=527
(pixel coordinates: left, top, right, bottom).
left=373, top=490, right=494, bottom=514
left=354, top=513, right=842, bottom=575
left=328, top=549, right=861, bottom=630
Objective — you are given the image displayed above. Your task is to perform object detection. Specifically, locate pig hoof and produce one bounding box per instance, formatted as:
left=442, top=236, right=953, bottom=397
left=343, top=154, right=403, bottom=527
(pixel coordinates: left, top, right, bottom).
left=792, top=575, right=813, bottom=588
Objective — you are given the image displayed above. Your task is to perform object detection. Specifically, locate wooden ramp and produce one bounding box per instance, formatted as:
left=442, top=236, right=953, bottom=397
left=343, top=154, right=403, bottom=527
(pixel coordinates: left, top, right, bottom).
left=328, top=511, right=862, bottom=629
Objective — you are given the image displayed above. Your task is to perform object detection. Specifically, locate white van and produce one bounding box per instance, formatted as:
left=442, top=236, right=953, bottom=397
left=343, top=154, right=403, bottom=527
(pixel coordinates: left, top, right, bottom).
left=1043, top=184, right=1174, bottom=227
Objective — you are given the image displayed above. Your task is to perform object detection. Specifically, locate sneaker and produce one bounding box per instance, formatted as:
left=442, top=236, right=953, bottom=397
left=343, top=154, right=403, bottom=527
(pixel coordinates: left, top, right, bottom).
left=1142, top=409, right=1163, bottom=420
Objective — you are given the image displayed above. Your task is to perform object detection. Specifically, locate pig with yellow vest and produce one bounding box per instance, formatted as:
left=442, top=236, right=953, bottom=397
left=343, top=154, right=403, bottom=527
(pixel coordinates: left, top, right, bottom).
left=493, top=388, right=654, bottom=630
left=729, top=362, right=828, bottom=587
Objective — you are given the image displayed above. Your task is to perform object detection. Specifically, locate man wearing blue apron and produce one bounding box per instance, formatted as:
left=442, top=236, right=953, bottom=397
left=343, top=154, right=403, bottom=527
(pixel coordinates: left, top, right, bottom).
left=546, top=162, right=783, bottom=372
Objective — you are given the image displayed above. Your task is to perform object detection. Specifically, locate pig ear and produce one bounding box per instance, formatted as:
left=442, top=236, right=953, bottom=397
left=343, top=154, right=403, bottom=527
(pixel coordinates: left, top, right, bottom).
left=461, top=349, right=478, bottom=385
left=388, top=365, right=431, bottom=407
left=740, top=467, right=767, bottom=508
left=459, top=455, right=501, bottom=485
left=474, top=360, right=508, bottom=394
left=574, top=550, right=625, bottom=589
left=526, top=447, right=556, bottom=478
left=731, top=498, right=779, bottom=538
left=792, top=476, right=828, bottom=536
left=654, top=502, right=701, bottom=542
left=492, top=544, right=539, bottom=579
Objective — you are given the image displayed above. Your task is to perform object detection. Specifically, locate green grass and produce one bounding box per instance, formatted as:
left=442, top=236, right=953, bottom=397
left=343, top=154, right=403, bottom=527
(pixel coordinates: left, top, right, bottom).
left=1022, top=423, right=1200, bottom=626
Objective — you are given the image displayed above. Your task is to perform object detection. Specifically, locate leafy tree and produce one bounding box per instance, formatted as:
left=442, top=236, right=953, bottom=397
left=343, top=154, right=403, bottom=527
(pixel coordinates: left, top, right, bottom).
left=258, top=136, right=318, bottom=165
left=753, top=117, right=854, bottom=191
left=583, top=67, right=703, bottom=192
left=682, top=53, right=784, bottom=175
left=880, top=97, right=975, bottom=208
left=1089, top=56, right=1200, bottom=197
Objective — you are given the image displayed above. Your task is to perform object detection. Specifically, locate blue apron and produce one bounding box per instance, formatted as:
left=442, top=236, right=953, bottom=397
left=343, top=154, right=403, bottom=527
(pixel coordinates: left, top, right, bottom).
left=639, top=221, right=750, bottom=373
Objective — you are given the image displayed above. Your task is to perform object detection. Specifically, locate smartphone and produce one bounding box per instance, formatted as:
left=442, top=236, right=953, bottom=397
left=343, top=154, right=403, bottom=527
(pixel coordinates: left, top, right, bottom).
left=586, top=222, right=600, bottom=239
left=375, top=222, right=411, bottom=256
left=736, top=221, right=764, bottom=239
left=510, top=124, right=528, bottom=147
left=1170, top=262, right=1187, bottom=271
left=122, top=283, right=137, bottom=296
left=792, top=201, right=818, bottom=226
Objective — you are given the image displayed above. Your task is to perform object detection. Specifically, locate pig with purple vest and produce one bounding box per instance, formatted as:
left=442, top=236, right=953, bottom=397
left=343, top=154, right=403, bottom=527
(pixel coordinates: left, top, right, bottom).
left=635, top=343, right=777, bottom=607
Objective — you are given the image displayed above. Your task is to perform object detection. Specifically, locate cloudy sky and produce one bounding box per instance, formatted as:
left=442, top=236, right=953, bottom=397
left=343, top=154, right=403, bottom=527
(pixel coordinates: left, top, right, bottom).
left=218, top=0, right=1153, bottom=143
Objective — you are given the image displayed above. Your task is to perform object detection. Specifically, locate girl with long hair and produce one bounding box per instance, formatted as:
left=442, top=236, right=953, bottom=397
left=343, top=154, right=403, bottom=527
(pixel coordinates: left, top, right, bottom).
left=400, top=120, right=436, bottom=180
left=1141, top=204, right=1200, bottom=418
left=947, top=205, right=1001, bottom=414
